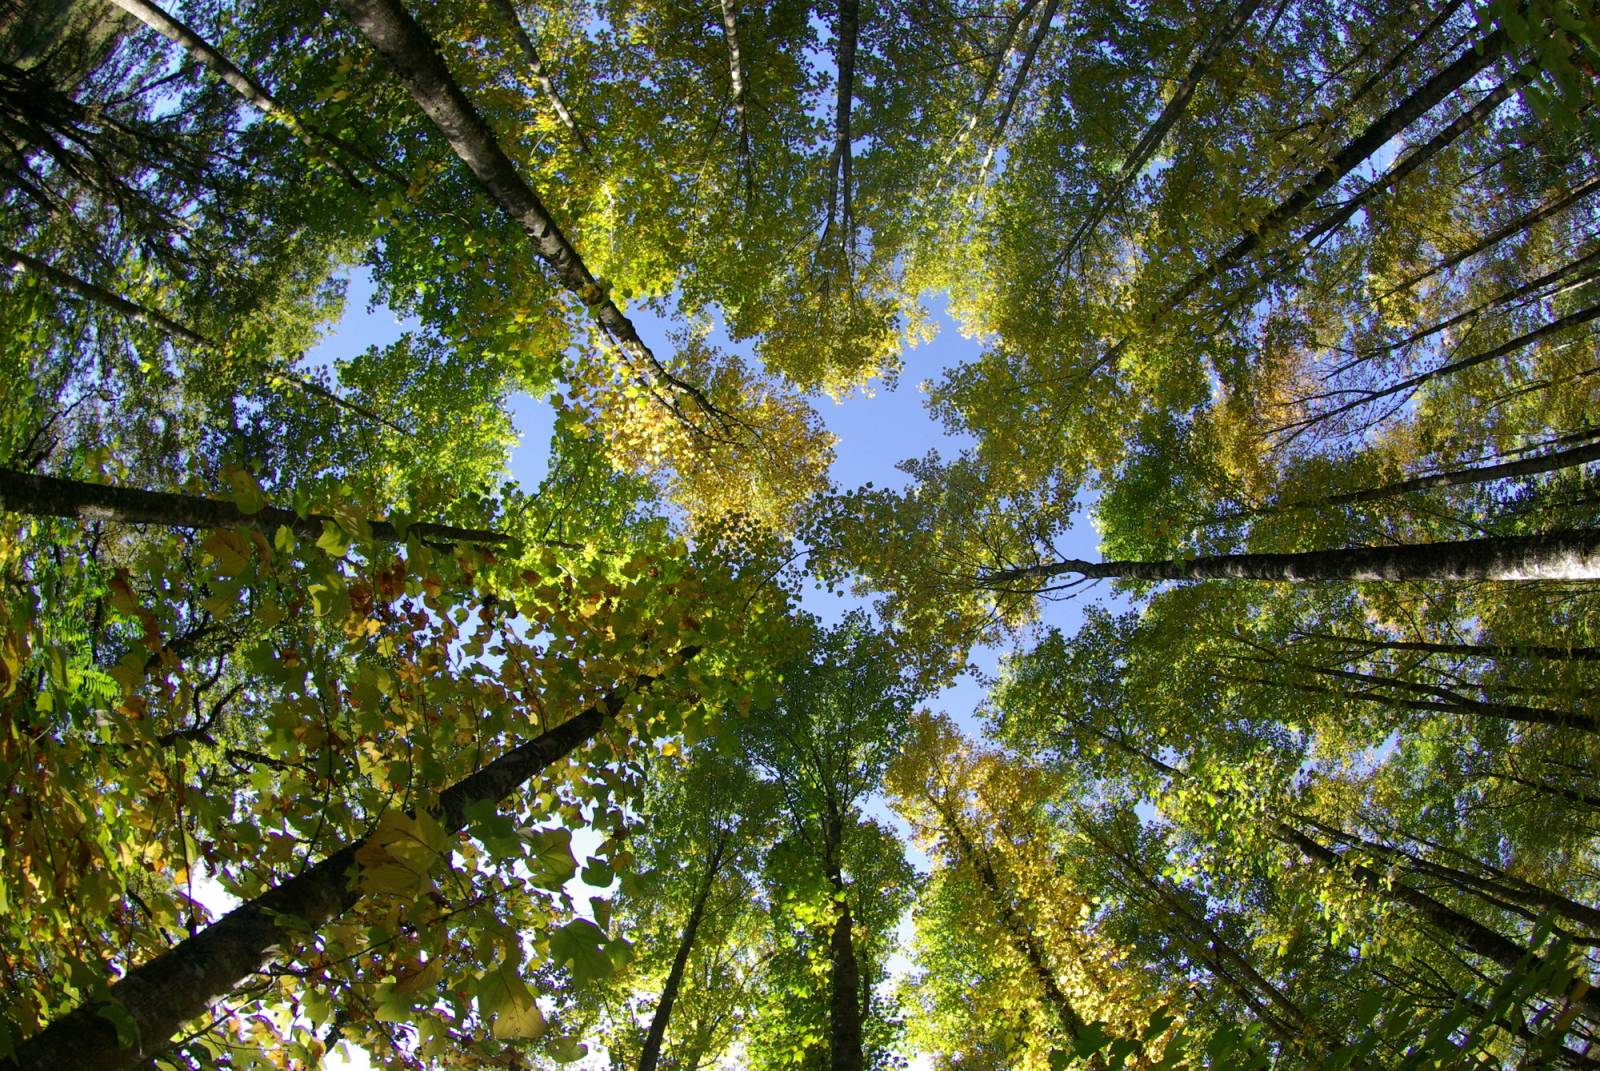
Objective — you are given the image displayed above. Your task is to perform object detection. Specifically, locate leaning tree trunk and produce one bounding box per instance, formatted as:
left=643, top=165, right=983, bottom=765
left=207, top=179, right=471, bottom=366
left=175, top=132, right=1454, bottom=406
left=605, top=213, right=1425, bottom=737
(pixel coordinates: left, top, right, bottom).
left=333, top=0, right=724, bottom=429
left=0, top=654, right=693, bottom=1071
left=823, top=810, right=865, bottom=1071
left=983, top=528, right=1600, bottom=588
left=484, top=0, right=589, bottom=153
left=0, top=469, right=509, bottom=546
left=107, top=0, right=369, bottom=188
left=1276, top=822, right=1600, bottom=1023
left=638, top=838, right=727, bottom=1071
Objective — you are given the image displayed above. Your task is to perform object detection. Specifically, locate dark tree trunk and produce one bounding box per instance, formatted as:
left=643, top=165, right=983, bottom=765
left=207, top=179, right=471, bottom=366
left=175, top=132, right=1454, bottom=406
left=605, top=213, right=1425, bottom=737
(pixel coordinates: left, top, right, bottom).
left=824, top=811, right=864, bottom=1071
left=108, top=0, right=369, bottom=187
left=934, top=799, right=1092, bottom=1041
left=1277, top=822, right=1600, bottom=1022
left=0, top=469, right=510, bottom=547
left=985, top=528, right=1600, bottom=587
left=1300, top=633, right=1600, bottom=662
left=0, top=655, right=695, bottom=1071
left=1160, top=27, right=1508, bottom=312
left=1292, top=298, right=1600, bottom=430
left=484, top=0, right=589, bottom=153
left=1223, top=438, right=1600, bottom=521
left=334, top=0, right=724, bottom=428
left=1062, top=0, right=1264, bottom=260
left=638, top=838, right=727, bottom=1071
left=4, top=245, right=406, bottom=434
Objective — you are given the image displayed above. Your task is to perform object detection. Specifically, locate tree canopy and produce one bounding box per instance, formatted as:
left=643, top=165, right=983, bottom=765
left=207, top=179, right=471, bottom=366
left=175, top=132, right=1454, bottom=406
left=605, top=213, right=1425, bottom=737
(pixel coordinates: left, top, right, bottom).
left=2, top=0, right=1600, bottom=1068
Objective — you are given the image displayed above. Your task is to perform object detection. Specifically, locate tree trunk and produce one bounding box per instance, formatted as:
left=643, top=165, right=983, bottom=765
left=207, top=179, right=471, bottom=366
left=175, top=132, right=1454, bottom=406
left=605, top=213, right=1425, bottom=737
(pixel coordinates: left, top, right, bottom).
left=934, top=798, right=1093, bottom=1042
left=0, top=468, right=510, bottom=546
left=1292, top=631, right=1600, bottom=662
left=825, top=0, right=860, bottom=247
left=1300, top=817, right=1600, bottom=933
left=334, top=0, right=725, bottom=429
left=484, top=0, right=589, bottom=153
left=1, top=655, right=694, bottom=1071
left=824, top=811, right=864, bottom=1071
left=1276, top=822, right=1600, bottom=1023
left=4, top=245, right=407, bottom=434
left=718, top=0, right=750, bottom=193
left=1160, top=26, right=1507, bottom=312
left=1291, top=298, right=1600, bottom=430
left=1222, top=438, right=1600, bottom=521
left=107, top=0, right=368, bottom=188
left=638, top=838, right=727, bottom=1071
left=1062, top=0, right=1264, bottom=260
left=975, top=0, right=1059, bottom=185
left=984, top=528, right=1600, bottom=588
left=1377, top=171, right=1600, bottom=303
left=1080, top=819, right=1314, bottom=1038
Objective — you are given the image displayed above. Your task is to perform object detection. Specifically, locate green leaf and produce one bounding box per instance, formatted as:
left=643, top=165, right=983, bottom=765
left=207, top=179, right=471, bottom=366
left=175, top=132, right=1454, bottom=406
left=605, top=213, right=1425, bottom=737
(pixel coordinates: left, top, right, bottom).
left=476, top=961, right=545, bottom=1040
left=549, top=919, right=615, bottom=985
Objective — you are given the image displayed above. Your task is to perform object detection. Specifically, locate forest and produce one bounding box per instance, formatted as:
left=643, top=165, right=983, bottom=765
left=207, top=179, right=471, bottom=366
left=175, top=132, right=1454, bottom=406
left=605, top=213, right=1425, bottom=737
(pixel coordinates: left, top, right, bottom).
left=1, top=0, right=1598, bottom=1067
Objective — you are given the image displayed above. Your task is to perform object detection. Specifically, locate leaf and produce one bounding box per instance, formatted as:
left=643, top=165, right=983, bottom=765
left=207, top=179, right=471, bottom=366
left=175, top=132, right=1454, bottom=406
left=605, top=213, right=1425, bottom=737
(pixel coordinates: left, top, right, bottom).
left=549, top=919, right=615, bottom=985
left=97, top=1002, right=140, bottom=1050
left=224, top=466, right=265, bottom=516
left=548, top=1037, right=588, bottom=1063
left=476, top=961, right=546, bottom=1040
left=523, top=826, right=577, bottom=889
left=355, top=810, right=448, bottom=897
left=316, top=520, right=351, bottom=559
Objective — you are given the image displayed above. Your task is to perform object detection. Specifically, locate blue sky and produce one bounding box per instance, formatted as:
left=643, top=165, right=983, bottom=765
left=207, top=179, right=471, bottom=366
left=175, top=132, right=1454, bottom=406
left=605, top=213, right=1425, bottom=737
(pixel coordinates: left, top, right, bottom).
left=310, top=271, right=1125, bottom=736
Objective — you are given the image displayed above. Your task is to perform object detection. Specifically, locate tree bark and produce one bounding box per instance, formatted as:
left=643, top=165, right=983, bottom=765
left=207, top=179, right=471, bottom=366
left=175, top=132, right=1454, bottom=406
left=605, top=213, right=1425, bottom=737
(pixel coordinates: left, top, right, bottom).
left=718, top=0, right=750, bottom=189
left=1290, top=298, right=1600, bottom=430
left=824, top=0, right=860, bottom=248
left=0, top=468, right=511, bottom=547
left=3, top=245, right=407, bottom=435
left=1298, top=817, right=1600, bottom=933
left=933, top=797, right=1093, bottom=1042
left=1, top=654, right=695, bottom=1071
left=1377, top=170, right=1600, bottom=304
left=484, top=0, right=589, bottom=153
left=1222, top=437, right=1600, bottom=521
left=1161, top=27, right=1508, bottom=313
left=334, top=0, right=725, bottom=428
left=824, top=811, right=864, bottom=1071
left=107, top=0, right=369, bottom=188
left=1277, top=822, right=1600, bottom=1023
left=983, top=528, right=1600, bottom=588
left=638, top=837, right=727, bottom=1071
left=1292, top=631, right=1600, bottom=662
left=1062, top=0, right=1264, bottom=261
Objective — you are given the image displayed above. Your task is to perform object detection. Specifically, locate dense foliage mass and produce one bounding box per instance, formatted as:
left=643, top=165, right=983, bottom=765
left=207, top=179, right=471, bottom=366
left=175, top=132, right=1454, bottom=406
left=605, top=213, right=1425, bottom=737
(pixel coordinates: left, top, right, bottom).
left=1, top=0, right=1599, bottom=1068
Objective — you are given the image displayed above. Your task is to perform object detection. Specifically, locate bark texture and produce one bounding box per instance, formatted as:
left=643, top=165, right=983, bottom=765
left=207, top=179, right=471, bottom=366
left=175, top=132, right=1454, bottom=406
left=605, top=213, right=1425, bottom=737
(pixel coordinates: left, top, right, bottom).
left=0, top=654, right=695, bottom=1071
left=824, top=812, right=864, bottom=1071
left=485, top=0, right=589, bottom=152
left=0, top=469, right=510, bottom=546
left=985, top=528, right=1600, bottom=587
left=637, top=838, right=726, bottom=1071
left=335, top=0, right=720, bottom=424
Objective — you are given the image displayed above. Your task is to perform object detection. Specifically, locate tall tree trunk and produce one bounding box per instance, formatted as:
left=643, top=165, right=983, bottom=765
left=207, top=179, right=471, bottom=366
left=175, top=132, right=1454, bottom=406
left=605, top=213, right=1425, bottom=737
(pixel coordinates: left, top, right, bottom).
left=932, top=797, right=1094, bottom=1042
left=1298, top=816, right=1600, bottom=933
left=1276, top=822, right=1600, bottom=1023
left=1287, top=298, right=1600, bottom=431
left=983, top=528, right=1600, bottom=588
left=1490, top=770, right=1600, bottom=810
left=975, top=0, right=1059, bottom=185
left=638, top=838, right=727, bottom=1071
left=1079, top=818, right=1315, bottom=1039
left=1159, top=26, right=1508, bottom=313
left=107, top=0, right=370, bottom=188
left=1061, top=0, right=1264, bottom=261
left=3, top=245, right=407, bottom=434
left=824, top=0, right=860, bottom=249
left=1291, top=630, right=1600, bottom=662
left=0, top=468, right=510, bottom=546
left=718, top=0, right=751, bottom=197
left=334, top=0, right=726, bottom=430
left=824, top=811, right=864, bottom=1071
left=1377, top=170, right=1600, bottom=303
left=1220, top=437, right=1600, bottom=521
left=484, top=0, right=589, bottom=153
left=0, top=655, right=694, bottom=1071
